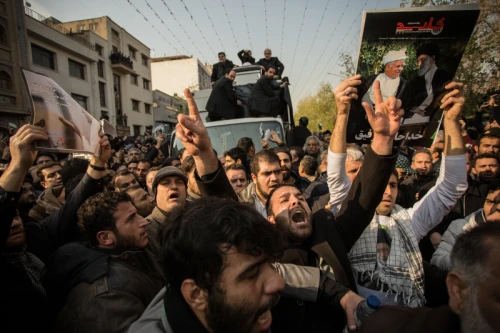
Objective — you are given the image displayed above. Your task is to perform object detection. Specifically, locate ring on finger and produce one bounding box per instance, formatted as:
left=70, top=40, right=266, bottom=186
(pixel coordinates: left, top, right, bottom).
left=344, top=89, right=350, bottom=96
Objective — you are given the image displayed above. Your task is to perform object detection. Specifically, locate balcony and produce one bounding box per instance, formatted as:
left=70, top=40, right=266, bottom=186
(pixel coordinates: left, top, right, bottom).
left=109, top=51, right=135, bottom=74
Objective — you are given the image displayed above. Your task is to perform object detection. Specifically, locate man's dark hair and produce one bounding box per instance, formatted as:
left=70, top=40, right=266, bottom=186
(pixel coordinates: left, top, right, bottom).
left=37, top=162, right=61, bottom=182
left=65, top=174, right=84, bottom=198
left=163, top=157, right=181, bottom=167
left=290, top=146, right=305, bottom=162
left=431, top=146, right=444, bottom=159
left=237, top=137, right=254, bottom=155
left=265, top=183, right=302, bottom=216
left=250, top=150, right=280, bottom=176
left=181, top=155, right=195, bottom=175
left=300, top=155, right=318, bottom=176
left=299, top=117, right=309, bottom=127
left=224, top=147, right=247, bottom=164
left=78, top=191, right=131, bottom=247
left=472, top=153, right=499, bottom=169
left=225, top=68, right=234, bottom=75
left=451, top=223, right=500, bottom=287
left=273, top=147, right=292, bottom=161
left=224, top=163, right=246, bottom=173
left=159, top=197, right=286, bottom=289
left=218, top=52, right=226, bottom=57
left=61, top=158, right=89, bottom=186
left=34, top=152, right=55, bottom=165
left=137, top=159, right=152, bottom=168
left=266, top=65, right=277, bottom=73
left=112, top=169, right=137, bottom=188
left=476, top=133, right=500, bottom=147
left=127, top=160, right=138, bottom=167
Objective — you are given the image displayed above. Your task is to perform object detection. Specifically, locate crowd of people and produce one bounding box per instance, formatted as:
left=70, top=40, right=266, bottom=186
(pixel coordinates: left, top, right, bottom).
left=2, top=74, right=500, bottom=333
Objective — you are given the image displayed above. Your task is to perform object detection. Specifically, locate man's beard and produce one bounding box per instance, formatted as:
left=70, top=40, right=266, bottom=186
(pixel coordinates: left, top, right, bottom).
left=477, top=171, right=498, bottom=184
left=256, top=181, right=273, bottom=201
left=114, top=232, right=143, bottom=249
left=281, top=166, right=291, bottom=181
left=461, top=290, right=495, bottom=333
left=273, top=208, right=312, bottom=243
left=205, top=284, right=279, bottom=333
left=418, top=58, right=431, bottom=76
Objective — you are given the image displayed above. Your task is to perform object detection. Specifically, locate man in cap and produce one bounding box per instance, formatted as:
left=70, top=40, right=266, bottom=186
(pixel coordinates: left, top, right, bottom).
left=405, top=43, right=451, bottom=123
left=361, top=49, right=408, bottom=107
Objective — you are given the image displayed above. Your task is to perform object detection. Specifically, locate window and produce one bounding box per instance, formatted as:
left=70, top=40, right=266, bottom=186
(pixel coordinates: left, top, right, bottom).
left=130, top=74, right=138, bottom=85
left=112, top=45, right=118, bottom=53
left=99, top=82, right=106, bottom=107
left=145, top=103, right=151, bottom=114
left=143, top=78, right=150, bottom=90
left=68, top=59, right=85, bottom=80
left=95, top=44, right=103, bottom=56
left=71, top=94, right=88, bottom=110
left=133, top=125, right=141, bottom=137
left=32, top=44, right=56, bottom=70
left=141, top=55, right=148, bottom=67
left=0, top=18, right=7, bottom=45
left=90, top=23, right=98, bottom=31
left=77, top=24, right=85, bottom=31
left=101, top=111, right=109, bottom=121
left=97, top=60, right=105, bottom=78
left=132, top=99, right=139, bottom=111
left=0, top=71, right=12, bottom=90
left=111, top=28, right=120, bottom=39
left=129, top=46, right=136, bottom=60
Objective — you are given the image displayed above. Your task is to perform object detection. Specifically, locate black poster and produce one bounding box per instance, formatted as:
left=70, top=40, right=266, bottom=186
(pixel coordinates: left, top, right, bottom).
left=347, top=4, right=480, bottom=147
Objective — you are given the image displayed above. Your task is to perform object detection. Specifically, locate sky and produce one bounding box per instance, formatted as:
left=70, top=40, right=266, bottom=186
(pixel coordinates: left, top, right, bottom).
left=27, top=0, right=403, bottom=109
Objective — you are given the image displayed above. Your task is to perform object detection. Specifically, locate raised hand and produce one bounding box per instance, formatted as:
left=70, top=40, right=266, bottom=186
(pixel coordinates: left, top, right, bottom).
left=9, top=125, right=48, bottom=171
left=362, top=80, right=403, bottom=138
left=93, top=132, right=111, bottom=166
left=176, top=88, right=211, bottom=156
left=440, top=82, right=465, bottom=122
left=334, top=74, right=362, bottom=116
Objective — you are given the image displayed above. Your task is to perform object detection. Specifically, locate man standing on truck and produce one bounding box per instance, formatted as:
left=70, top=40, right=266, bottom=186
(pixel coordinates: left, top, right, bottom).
left=211, top=52, right=235, bottom=85
left=249, top=66, right=288, bottom=117
left=206, top=69, right=239, bottom=121
left=257, top=49, right=285, bottom=78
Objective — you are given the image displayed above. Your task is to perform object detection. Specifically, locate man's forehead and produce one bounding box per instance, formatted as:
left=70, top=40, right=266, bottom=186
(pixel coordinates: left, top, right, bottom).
left=227, top=169, right=245, bottom=177
left=43, top=166, right=61, bottom=173
left=477, top=158, right=498, bottom=165
left=272, top=185, right=301, bottom=199
left=259, top=162, right=280, bottom=172
left=117, top=174, right=134, bottom=182
left=414, top=153, right=431, bottom=162
left=276, top=152, right=290, bottom=160
left=481, top=137, right=500, bottom=145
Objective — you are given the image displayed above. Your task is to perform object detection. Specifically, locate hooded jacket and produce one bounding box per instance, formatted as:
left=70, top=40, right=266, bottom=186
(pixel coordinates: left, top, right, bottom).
left=29, top=185, right=64, bottom=222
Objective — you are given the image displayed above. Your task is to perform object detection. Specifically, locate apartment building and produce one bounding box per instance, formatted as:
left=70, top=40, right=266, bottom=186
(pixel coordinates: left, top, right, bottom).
left=151, top=56, right=211, bottom=97
left=152, top=89, right=187, bottom=137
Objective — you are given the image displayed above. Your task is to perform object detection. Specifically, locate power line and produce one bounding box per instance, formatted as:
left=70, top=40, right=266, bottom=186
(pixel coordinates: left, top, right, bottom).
left=73, top=0, right=100, bottom=17
left=178, top=0, right=217, bottom=56
left=264, top=0, right=269, bottom=47
left=220, top=0, right=240, bottom=50
left=241, top=0, right=253, bottom=50
left=143, top=0, right=190, bottom=55
left=280, top=0, right=287, bottom=55
left=291, top=0, right=332, bottom=95
left=124, top=0, right=180, bottom=55
left=158, top=0, right=210, bottom=62
left=288, top=0, right=309, bottom=74
left=200, top=0, right=226, bottom=51
left=293, top=1, right=350, bottom=100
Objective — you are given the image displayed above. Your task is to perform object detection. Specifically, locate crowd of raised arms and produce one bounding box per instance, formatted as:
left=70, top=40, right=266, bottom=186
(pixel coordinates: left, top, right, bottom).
left=2, top=65, right=500, bottom=333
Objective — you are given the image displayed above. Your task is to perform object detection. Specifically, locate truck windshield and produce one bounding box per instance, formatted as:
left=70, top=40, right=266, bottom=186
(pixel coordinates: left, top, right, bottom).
left=171, top=120, right=284, bottom=158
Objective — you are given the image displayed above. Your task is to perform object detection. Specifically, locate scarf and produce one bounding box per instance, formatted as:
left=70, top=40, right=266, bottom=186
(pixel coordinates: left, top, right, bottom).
left=349, top=205, right=425, bottom=307
left=3, top=246, right=46, bottom=297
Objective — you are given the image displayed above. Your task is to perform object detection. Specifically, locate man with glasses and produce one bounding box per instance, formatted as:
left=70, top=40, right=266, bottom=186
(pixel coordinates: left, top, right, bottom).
left=257, top=48, right=285, bottom=78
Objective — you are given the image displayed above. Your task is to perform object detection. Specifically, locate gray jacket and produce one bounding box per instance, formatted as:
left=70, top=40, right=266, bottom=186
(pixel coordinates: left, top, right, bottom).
left=431, top=209, right=483, bottom=270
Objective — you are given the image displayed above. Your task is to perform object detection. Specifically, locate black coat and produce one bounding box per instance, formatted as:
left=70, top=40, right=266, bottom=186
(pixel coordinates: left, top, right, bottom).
left=293, top=125, right=312, bottom=147
left=206, top=77, right=237, bottom=120
left=248, top=76, right=280, bottom=117
left=210, top=60, right=234, bottom=83
left=271, top=146, right=398, bottom=333
left=237, top=50, right=255, bottom=64
left=257, top=57, right=285, bottom=77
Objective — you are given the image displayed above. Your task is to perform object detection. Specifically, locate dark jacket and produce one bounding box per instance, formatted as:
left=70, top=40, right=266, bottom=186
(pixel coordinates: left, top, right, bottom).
left=397, top=173, right=436, bottom=208
left=43, top=243, right=164, bottom=333
left=293, top=125, right=312, bottom=147
left=249, top=76, right=281, bottom=117
left=28, top=185, right=64, bottom=222
left=211, top=60, right=234, bottom=83
left=237, top=50, right=255, bottom=64
left=271, top=146, right=398, bottom=333
left=256, top=57, right=285, bottom=77
left=404, top=68, right=451, bottom=113
left=359, top=305, right=459, bottom=333
left=206, top=77, right=238, bottom=120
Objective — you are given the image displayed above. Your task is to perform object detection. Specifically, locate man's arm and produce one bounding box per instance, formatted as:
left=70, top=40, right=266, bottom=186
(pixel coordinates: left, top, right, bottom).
left=407, top=82, right=467, bottom=241
left=224, top=80, right=237, bottom=103
left=144, top=134, right=164, bottom=162
left=276, top=58, right=285, bottom=77
left=237, top=50, right=245, bottom=63
left=176, top=88, right=237, bottom=201
left=210, top=63, right=217, bottom=84
left=335, top=80, right=402, bottom=251
left=262, top=79, right=277, bottom=97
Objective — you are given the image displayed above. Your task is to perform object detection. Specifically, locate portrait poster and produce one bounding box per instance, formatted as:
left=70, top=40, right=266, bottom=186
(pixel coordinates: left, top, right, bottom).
left=22, top=68, right=115, bottom=155
left=347, top=4, right=480, bottom=147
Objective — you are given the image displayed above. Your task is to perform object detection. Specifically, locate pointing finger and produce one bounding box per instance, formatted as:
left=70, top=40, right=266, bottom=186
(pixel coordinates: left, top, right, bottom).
left=184, top=88, right=201, bottom=121
left=373, top=80, right=384, bottom=105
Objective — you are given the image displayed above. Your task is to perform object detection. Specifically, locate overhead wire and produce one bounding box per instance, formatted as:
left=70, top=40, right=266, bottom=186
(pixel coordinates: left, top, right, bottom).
left=279, top=0, right=287, bottom=55
left=264, top=0, right=269, bottom=47
left=124, top=0, right=180, bottom=55
left=288, top=0, right=309, bottom=76
left=291, top=0, right=332, bottom=95
left=178, top=0, right=217, bottom=56
left=199, top=0, right=226, bottom=51
left=241, top=0, right=253, bottom=50
left=293, top=0, right=350, bottom=100
left=143, top=0, right=190, bottom=55
left=220, top=0, right=240, bottom=50
left=158, top=0, right=211, bottom=62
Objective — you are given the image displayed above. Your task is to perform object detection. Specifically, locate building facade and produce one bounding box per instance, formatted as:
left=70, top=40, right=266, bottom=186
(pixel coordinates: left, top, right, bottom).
left=152, top=89, right=187, bottom=137
left=151, top=56, right=211, bottom=97
left=0, top=0, right=30, bottom=134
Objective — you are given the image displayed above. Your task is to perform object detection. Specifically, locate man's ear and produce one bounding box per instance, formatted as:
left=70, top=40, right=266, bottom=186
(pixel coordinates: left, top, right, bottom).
left=40, top=181, right=47, bottom=189
left=251, top=173, right=257, bottom=184
left=446, top=272, right=469, bottom=315
left=474, top=145, right=479, bottom=154
left=236, top=159, right=242, bottom=165
left=472, top=167, right=477, bottom=175
left=268, top=214, right=275, bottom=224
left=96, top=230, right=116, bottom=247
left=181, top=279, right=208, bottom=312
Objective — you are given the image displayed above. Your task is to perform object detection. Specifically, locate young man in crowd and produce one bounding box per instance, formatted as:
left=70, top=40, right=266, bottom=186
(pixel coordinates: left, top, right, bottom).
left=29, top=162, right=65, bottom=221
left=135, top=158, right=152, bottom=190
left=225, top=163, right=248, bottom=194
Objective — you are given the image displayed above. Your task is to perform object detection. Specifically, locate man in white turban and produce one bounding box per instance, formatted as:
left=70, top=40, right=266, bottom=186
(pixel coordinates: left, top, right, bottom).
left=361, top=49, right=408, bottom=107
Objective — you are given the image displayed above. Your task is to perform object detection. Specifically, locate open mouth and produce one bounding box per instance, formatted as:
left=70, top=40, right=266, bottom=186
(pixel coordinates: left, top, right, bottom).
left=257, top=310, right=272, bottom=331
left=169, top=193, right=179, bottom=200
left=291, top=208, right=306, bottom=224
